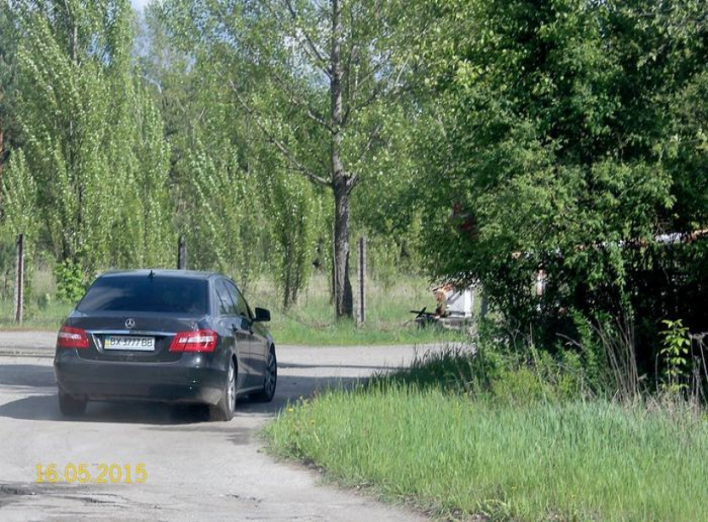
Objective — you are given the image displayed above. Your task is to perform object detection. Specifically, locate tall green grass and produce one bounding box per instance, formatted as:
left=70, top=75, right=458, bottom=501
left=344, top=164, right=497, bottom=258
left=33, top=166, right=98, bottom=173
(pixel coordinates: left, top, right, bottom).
left=0, top=261, right=73, bottom=329
left=0, top=299, right=73, bottom=329
left=265, top=351, right=708, bottom=521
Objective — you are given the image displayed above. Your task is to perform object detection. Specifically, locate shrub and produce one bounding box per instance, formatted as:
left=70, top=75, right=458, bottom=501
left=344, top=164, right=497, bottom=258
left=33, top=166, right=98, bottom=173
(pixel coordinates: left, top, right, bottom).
left=54, top=259, right=86, bottom=304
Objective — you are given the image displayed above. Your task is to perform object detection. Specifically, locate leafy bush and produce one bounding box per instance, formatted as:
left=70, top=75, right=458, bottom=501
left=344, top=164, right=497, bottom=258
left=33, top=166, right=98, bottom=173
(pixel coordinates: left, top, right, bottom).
left=417, top=0, right=708, bottom=380
left=54, top=260, right=86, bottom=304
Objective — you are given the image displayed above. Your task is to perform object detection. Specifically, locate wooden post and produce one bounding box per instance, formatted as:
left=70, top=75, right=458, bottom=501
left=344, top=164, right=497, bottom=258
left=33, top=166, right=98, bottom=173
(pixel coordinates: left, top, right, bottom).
left=357, top=236, right=366, bottom=325
left=14, top=234, right=24, bottom=324
left=177, top=235, right=187, bottom=270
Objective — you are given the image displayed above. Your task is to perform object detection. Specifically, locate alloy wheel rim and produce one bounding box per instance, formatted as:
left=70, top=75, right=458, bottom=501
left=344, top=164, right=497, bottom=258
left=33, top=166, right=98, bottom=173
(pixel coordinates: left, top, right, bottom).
left=265, top=352, right=276, bottom=395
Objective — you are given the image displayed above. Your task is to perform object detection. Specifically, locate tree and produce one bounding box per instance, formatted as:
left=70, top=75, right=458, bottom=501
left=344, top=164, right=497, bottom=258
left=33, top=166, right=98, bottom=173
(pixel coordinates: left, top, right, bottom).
left=6, top=0, right=175, bottom=282
left=261, top=161, right=321, bottom=308
left=416, top=0, right=708, bottom=356
left=0, top=150, right=38, bottom=308
left=114, top=77, right=176, bottom=268
left=158, top=0, right=414, bottom=318
left=0, top=3, right=19, bottom=182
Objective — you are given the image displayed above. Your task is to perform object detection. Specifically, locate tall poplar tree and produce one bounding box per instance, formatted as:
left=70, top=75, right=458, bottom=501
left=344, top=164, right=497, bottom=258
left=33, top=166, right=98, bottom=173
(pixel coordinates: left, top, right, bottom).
left=158, top=0, right=413, bottom=318
left=6, top=0, right=175, bottom=283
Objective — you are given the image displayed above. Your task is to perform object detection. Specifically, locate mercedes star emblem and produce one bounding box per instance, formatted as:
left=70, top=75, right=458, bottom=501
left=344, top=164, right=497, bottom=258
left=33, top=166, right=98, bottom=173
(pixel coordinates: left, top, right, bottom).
left=125, top=318, right=136, bottom=329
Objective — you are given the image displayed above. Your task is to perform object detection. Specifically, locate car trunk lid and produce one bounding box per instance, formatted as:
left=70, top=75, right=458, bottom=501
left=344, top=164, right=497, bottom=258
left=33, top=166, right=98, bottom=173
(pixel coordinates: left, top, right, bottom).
left=67, top=312, right=208, bottom=363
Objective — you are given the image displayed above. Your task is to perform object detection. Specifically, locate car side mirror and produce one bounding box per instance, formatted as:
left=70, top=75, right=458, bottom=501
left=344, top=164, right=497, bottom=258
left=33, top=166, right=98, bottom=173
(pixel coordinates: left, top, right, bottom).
left=254, top=307, right=271, bottom=322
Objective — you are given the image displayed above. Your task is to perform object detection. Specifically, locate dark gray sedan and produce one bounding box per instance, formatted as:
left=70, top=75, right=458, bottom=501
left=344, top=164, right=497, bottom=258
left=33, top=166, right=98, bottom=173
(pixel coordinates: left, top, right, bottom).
left=54, top=270, right=277, bottom=421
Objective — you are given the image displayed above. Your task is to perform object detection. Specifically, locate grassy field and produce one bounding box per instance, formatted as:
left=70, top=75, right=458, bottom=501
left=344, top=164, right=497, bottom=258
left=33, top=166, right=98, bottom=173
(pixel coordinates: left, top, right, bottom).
left=248, top=274, right=464, bottom=345
left=0, top=300, right=73, bottom=330
left=0, top=272, right=463, bottom=345
left=265, top=352, right=708, bottom=521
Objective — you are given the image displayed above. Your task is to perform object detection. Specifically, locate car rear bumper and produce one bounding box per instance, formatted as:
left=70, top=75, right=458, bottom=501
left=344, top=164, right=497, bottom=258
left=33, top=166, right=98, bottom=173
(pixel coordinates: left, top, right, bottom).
left=54, top=351, right=226, bottom=405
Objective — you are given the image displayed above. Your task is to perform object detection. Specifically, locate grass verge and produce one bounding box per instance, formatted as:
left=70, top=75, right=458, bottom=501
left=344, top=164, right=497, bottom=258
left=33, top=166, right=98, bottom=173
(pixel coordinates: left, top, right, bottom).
left=264, top=352, right=708, bottom=521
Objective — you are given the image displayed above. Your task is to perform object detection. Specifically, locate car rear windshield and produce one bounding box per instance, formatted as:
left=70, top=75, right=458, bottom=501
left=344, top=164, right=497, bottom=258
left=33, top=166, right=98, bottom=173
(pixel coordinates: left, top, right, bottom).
left=77, top=276, right=209, bottom=315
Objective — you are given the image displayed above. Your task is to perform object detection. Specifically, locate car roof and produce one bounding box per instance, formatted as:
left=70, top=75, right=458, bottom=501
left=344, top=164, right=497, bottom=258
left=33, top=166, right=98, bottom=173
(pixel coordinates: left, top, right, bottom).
left=97, top=269, right=223, bottom=281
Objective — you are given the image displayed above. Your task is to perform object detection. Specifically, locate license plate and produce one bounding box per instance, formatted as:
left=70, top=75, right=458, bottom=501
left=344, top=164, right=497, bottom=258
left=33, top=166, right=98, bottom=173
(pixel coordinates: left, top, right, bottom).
left=104, top=336, right=155, bottom=351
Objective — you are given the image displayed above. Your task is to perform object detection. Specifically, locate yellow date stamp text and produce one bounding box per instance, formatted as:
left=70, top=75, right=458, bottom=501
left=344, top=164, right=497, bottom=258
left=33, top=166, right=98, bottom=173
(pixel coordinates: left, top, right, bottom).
left=35, top=463, right=147, bottom=484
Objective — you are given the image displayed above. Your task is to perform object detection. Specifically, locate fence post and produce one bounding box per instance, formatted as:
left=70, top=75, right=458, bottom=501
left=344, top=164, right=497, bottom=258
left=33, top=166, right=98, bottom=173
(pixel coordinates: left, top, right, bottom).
left=357, top=236, right=366, bottom=325
left=14, top=234, right=24, bottom=324
left=177, top=235, right=187, bottom=270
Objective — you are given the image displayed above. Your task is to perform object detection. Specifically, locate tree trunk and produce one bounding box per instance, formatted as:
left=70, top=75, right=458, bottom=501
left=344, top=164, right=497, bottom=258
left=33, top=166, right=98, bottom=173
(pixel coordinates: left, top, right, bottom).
left=333, top=176, right=353, bottom=318
left=330, top=0, right=353, bottom=319
left=0, top=125, right=5, bottom=182
left=283, top=255, right=293, bottom=310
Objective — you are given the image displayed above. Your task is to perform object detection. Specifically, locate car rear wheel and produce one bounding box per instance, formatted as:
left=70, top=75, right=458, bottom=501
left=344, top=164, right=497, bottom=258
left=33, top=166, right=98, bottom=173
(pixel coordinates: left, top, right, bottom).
left=252, top=346, right=277, bottom=403
left=58, top=390, right=87, bottom=417
left=210, top=359, right=236, bottom=421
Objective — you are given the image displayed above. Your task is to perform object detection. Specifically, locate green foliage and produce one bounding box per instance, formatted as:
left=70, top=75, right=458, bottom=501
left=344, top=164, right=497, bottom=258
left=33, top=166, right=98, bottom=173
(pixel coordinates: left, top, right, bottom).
left=54, top=259, right=85, bottom=304
left=261, top=169, right=321, bottom=309
left=380, top=346, right=501, bottom=396
left=142, top=7, right=331, bottom=302
left=568, top=309, right=605, bottom=391
left=0, top=1, right=19, bottom=151
left=659, top=319, right=691, bottom=394
left=414, top=0, right=708, bottom=369
left=153, top=0, right=425, bottom=314
left=0, top=150, right=37, bottom=310
left=4, top=0, right=175, bottom=282
left=379, top=343, right=590, bottom=406
left=1, top=150, right=38, bottom=239
left=2, top=0, right=429, bottom=316
left=113, top=78, right=176, bottom=268
left=183, top=134, right=261, bottom=283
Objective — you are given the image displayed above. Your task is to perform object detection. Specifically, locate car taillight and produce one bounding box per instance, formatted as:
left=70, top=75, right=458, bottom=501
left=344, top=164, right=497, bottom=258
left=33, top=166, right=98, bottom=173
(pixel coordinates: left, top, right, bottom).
left=57, top=326, right=90, bottom=349
left=169, top=330, right=217, bottom=353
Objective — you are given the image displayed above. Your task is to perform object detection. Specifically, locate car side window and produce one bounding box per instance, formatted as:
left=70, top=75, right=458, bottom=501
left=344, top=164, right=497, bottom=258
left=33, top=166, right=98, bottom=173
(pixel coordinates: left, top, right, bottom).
left=215, top=279, right=237, bottom=316
left=225, top=281, right=250, bottom=318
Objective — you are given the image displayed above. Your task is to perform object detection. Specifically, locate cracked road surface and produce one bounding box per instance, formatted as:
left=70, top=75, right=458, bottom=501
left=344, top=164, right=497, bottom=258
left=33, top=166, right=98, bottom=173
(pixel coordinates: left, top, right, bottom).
left=0, top=332, right=437, bottom=521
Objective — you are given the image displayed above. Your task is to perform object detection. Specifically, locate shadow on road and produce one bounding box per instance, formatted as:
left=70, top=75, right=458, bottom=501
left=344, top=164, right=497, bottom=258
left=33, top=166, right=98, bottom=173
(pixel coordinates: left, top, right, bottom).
left=0, top=364, right=56, bottom=388
left=0, top=366, right=365, bottom=425
left=278, top=362, right=394, bottom=371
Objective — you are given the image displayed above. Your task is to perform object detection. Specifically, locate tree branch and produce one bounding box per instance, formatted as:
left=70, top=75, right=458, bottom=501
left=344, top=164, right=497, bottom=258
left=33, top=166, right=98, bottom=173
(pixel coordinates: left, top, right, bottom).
left=277, top=0, right=332, bottom=78
left=344, top=59, right=412, bottom=126
left=349, top=124, right=382, bottom=187
left=229, top=80, right=331, bottom=187
left=270, top=69, right=333, bottom=133
left=344, top=82, right=382, bottom=125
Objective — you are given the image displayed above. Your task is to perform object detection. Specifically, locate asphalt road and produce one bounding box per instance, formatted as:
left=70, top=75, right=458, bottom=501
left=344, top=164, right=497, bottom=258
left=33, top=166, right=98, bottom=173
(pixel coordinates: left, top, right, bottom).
left=0, top=332, right=439, bottom=521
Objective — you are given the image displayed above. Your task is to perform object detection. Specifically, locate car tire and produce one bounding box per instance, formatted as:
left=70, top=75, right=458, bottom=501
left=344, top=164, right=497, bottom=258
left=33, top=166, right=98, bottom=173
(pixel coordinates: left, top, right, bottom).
left=251, top=346, right=277, bottom=403
left=58, top=390, right=87, bottom=417
left=210, top=359, right=236, bottom=422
